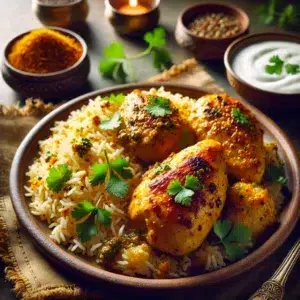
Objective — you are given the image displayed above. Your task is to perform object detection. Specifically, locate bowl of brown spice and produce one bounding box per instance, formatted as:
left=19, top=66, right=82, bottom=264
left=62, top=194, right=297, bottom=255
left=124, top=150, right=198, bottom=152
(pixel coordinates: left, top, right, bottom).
left=1, top=27, right=90, bottom=99
left=175, top=2, right=249, bottom=60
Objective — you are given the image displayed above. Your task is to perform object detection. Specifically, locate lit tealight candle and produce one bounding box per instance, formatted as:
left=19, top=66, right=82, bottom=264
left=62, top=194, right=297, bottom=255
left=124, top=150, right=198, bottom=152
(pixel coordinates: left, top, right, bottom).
left=119, top=0, right=149, bottom=15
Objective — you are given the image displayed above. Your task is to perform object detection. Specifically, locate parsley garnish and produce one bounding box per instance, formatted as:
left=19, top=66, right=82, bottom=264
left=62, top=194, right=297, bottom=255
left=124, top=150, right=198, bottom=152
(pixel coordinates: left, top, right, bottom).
left=231, top=108, right=250, bottom=127
left=265, top=55, right=284, bottom=75
left=72, top=201, right=112, bottom=242
left=167, top=175, right=202, bottom=206
left=286, top=63, right=300, bottom=74
left=264, top=163, right=288, bottom=185
left=89, top=151, right=133, bottom=198
left=100, top=112, right=121, bottom=130
left=46, top=164, right=72, bottom=192
left=99, top=27, right=172, bottom=82
left=102, top=93, right=125, bottom=103
left=214, top=219, right=252, bottom=261
left=146, top=96, right=173, bottom=117
left=154, top=164, right=171, bottom=175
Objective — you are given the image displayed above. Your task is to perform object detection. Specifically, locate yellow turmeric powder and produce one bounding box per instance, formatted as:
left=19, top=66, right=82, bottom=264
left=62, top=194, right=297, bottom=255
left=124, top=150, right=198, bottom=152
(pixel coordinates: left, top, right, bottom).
left=8, top=28, right=83, bottom=74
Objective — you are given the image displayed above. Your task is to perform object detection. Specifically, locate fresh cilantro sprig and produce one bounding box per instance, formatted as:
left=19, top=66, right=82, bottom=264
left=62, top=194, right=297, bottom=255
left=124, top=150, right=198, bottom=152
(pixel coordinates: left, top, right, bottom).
left=264, top=163, right=288, bottom=185
left=265, top=55, right=284, bottom=75
left=231, top=108, right=250, bottom=127
left=100, top=112, right=121, bottom=130
left=167, top=175, right=202, bottom=206
left=89, top=151, right=133, bottom=198
left=213, top=219, right=252, bottom=261
left=102, top=93, right=125, bottom=104
left=46, top=164, right=72, bottom=192
left=265, top=55, right=300, bottom=75
left=146, top=96, right=173, bottom=117
left=257, top=0, right=300, bottom=29
left=72, top=201, right=112, bottom=242
left=99, top=27, right=173, bottom=83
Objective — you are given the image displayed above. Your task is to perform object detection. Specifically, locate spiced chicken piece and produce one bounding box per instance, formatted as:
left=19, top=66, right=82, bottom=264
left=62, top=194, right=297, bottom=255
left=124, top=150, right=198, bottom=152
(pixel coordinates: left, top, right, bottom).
left=129, top=140, right=227, bottom=256
left=118, top=91, right=196, bottom=164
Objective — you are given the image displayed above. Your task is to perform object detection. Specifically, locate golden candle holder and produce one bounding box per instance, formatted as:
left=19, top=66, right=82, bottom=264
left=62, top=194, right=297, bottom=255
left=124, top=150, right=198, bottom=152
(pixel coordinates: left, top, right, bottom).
left=105, top=0, right=160, bottom=37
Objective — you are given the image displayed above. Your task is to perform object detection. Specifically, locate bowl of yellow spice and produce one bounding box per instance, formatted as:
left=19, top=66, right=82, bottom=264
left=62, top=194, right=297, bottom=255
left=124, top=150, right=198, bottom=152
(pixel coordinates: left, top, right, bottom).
left=2, top=27, right=90, bottom=99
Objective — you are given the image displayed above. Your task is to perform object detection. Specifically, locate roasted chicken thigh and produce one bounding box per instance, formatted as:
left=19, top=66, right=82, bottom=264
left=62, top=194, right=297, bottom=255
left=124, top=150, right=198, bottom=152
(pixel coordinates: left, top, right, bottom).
left=118, top=91, right=195, bottom=163
left=129, top=140, right=227, bottom=256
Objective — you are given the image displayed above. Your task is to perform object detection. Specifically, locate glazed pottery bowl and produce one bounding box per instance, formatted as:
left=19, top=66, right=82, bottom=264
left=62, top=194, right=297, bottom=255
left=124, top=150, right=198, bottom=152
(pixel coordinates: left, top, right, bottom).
left=175, top=2, right=249, bottom=60
left=10, top=83, right=300, bottom=291
left=1, top=27, right=90, bottom=99
left=224, top=32, right=300, bottom=110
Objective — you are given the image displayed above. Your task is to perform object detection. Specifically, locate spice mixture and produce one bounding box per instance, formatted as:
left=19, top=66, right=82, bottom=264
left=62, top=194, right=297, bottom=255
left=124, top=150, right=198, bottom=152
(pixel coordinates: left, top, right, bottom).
left=188, top=12, right=241, bottom=39
left=8, top=28, right=83, bottom=74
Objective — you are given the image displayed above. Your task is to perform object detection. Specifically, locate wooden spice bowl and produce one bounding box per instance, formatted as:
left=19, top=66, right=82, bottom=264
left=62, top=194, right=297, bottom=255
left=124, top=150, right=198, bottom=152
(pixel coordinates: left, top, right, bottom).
left=175, top=2, right=249, bottom=60
left=1, top=27, right=90, bottom=99
left=224, top=33, right=300, bottom=111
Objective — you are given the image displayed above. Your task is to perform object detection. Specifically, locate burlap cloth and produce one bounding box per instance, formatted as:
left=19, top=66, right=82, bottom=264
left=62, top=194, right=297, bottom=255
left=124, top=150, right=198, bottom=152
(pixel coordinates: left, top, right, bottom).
left=0, top=59, right=299, bottom=300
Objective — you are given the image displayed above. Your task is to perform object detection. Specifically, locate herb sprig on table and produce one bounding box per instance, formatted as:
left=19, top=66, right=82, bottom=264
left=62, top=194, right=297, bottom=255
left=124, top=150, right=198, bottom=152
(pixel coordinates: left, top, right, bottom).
left=99, top=27, right=173, bottom=82
left=213, top=219, right=252, bottom=261
left=257, top=0, right=300, bottom=29
left=72, top=201, right=112, bottom=242
left=89, top=151, right=133, bottom=198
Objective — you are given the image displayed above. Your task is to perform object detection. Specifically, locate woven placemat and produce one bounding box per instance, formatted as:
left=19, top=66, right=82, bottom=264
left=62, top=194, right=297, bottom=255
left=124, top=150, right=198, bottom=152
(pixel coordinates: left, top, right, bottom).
left=0, top=58, right=299, bottom=300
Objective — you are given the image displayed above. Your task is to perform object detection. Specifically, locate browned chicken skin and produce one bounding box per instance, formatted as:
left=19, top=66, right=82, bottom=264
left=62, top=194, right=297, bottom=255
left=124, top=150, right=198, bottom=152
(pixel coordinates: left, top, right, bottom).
left=129, top=140, right=228, bottom=256
left=172, top=94, right=266, bottom=182
left=118, top=91, right=196, bottom=163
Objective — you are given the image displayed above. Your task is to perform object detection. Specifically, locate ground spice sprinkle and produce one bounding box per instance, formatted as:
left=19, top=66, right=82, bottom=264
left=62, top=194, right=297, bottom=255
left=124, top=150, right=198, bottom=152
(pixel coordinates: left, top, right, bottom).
left=8, top=28, right=83, bottom=74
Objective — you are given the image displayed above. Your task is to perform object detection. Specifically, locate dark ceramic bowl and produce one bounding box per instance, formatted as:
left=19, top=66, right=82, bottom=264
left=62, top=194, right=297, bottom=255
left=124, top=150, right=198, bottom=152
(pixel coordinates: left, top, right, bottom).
left=105, top=0, right=160, bottom=37
left=224, top=32, right=300, bottom=111
left=1, top=27, right=90, bottom=99
left=10, top=83, right=300, bottom=291
left=175, top=2, right=249, bottom=60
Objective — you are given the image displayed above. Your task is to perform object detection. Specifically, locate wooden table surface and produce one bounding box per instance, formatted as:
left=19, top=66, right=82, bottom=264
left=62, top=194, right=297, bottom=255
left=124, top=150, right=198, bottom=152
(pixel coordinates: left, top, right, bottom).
left=0, top=0, right=299, bottom=299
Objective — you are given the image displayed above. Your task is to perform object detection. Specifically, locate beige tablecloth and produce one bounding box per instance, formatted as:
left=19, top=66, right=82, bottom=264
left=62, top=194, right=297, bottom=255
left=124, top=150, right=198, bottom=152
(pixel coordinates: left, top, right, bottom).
left=0, top=58, right=299, bottom=300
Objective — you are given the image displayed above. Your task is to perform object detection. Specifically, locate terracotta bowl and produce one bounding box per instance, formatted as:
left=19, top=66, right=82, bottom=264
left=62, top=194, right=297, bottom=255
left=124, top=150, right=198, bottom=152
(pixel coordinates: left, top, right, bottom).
left=224, top=32, right=300, bottom=111
left=10, top=83, right=300, bottom=291
left=1, top=27, right=90, bottom=99
left=175, top=2, right=249, bottom=60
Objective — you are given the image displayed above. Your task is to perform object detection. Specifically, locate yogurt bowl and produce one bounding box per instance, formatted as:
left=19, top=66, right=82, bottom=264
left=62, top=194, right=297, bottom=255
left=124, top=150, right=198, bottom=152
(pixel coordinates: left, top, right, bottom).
left=224, top=33, right=300, bottom=110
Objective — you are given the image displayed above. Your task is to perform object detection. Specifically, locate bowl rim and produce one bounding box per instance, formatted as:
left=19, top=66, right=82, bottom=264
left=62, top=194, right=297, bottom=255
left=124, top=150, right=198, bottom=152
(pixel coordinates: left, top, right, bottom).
left=224, top=32, right=300, bottom=97
left=104, top=0, right=160, bottom=16
left=3, top=26, right=88, bottom=78
left=178, top=1, right=250, bottom=42
left=10, top=83, right=300, bottom=289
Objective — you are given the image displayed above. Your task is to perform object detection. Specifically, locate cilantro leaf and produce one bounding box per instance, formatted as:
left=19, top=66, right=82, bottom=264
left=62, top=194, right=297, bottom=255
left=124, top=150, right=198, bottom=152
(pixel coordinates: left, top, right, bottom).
left=46, top=164, right=72, bottom=192
left=167, top=179, right=183, bottom=196
left=111, top=156, right=133, bottom=179
left=223, top=242, right=246, bottom=262
left=72, top=201, right=96, bottom=220
left=97, top=208, right=112, bottom=227
left=231, top=108, right=250, bottom=127
left=144, top=27, right=166, bottom=48
left=174, top=188, right=194, bottom=206
left=264, top=163, right=288, bottom=185
left=100, top=112, right=121, bottom=130
left=278, top=4, right=296, bottom=28
left=265, top=55, right=284, bottom=75
left=102, top=93, right=125, bottom=103
left=146, top=96, right=173, bottom=117
left=89, top=162, right=108, bottom=186
left=76, top=214, right=98, bottom=243
left=213, top=219, right=233, bottom=240
left=104, top=42, right=125, bottom=59
left=155, top=164, right=171, bottom=175
left=213, top=219, right=252, bottom=262
left=184, top=175, right=201, bottom=190
left=286, top=63, right=300, bottom=74
left=152, top=47, right=173, bottom=71
left=106, top=173, right=129, bottom=198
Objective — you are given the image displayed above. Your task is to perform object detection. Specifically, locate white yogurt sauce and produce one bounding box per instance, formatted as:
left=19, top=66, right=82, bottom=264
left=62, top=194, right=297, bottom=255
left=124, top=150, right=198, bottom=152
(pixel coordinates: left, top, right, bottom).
left=232, top=41, right=300, bottom=94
